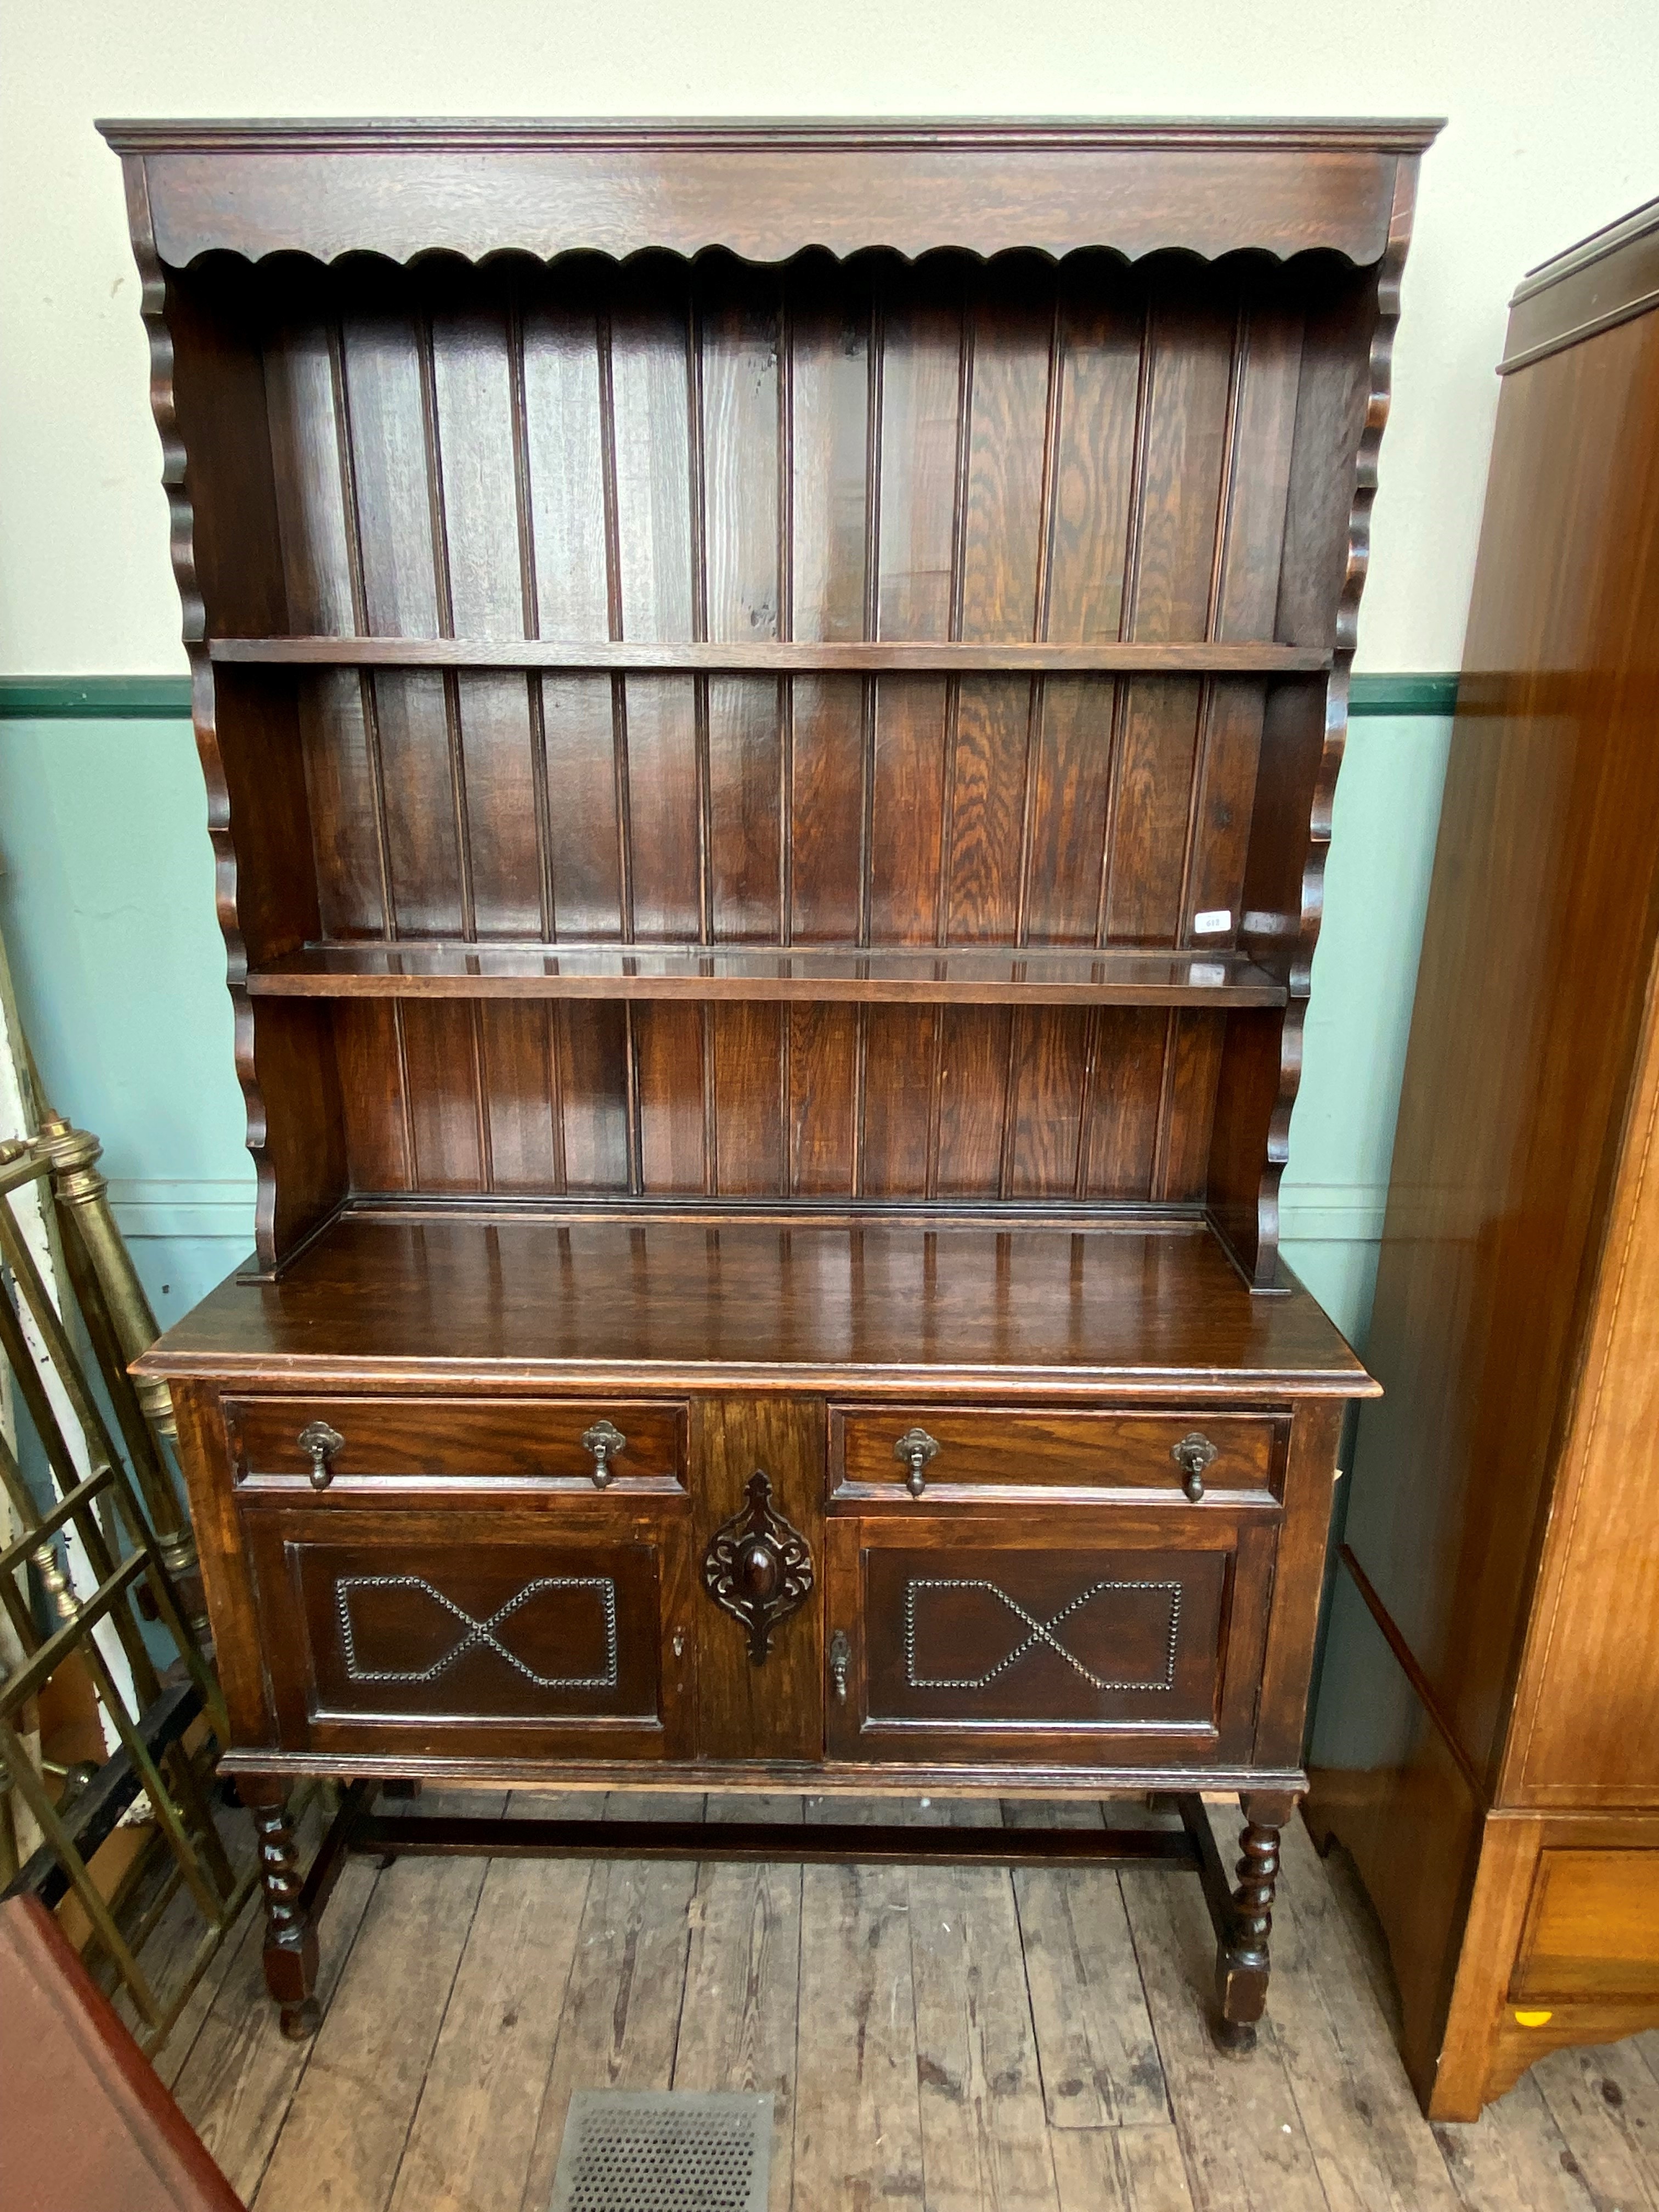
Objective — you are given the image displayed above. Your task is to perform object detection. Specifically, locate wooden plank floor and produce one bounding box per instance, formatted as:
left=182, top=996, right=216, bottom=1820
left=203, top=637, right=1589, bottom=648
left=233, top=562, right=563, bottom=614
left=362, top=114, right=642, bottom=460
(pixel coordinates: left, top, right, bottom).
left=145, top=1792, right=1659, bottom=2212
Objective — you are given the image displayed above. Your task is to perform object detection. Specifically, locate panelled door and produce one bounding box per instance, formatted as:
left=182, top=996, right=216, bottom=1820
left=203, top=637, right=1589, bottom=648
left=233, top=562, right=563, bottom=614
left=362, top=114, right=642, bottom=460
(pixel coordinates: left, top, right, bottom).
left=825, top=1507, right=1274, bottom=1765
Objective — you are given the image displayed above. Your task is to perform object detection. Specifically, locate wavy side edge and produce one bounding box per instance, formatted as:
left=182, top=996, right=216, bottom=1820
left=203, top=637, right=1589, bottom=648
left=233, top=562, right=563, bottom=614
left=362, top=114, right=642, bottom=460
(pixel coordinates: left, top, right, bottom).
left=127, top=157, right=278, bottom=1276
left=1252, top=161, right=1419, bottom=1290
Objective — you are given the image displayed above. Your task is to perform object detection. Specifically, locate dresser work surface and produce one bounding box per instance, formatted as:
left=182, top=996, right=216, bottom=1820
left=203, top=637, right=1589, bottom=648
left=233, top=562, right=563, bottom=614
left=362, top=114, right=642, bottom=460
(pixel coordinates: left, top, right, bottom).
left=103, top=114, right=1431, bottom=2046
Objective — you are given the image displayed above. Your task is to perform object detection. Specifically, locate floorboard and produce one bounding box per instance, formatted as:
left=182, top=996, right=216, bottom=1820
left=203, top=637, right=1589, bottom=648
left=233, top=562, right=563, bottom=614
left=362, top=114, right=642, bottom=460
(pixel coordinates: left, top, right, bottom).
left=386, top=1799, right=595, bottom=2212
left=514, top=1841, right=701, bottom=2210
left=144, top=1789, right=1659, bottom=2212
left=252, top=1790, right=507, bottom=2212
left=1006, top=1799, right=1169, bottom=2131
left=792, top=1796, right=927, bottom=2210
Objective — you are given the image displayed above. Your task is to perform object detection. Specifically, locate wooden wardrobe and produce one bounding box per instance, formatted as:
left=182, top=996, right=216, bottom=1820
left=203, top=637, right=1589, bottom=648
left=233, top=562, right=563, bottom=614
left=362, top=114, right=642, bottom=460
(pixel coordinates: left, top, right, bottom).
left=1307, top=194, right=1659, bottom=2117
left=99, top=117, right=1435, bottom=2045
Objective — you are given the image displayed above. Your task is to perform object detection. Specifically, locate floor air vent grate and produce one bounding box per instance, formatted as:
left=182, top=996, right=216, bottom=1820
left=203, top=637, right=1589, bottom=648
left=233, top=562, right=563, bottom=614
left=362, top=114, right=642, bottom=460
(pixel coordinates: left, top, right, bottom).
left=548, top=2090, right=773, bottom=2212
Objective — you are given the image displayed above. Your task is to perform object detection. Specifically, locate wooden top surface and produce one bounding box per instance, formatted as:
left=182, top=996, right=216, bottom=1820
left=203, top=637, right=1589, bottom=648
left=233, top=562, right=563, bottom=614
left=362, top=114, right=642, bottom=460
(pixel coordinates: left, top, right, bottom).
left=136, top=1215, right=1373, bottom=1398
left=99, top=115, right=1438, bottom=270
left=1501, top=193, right=1659, bottom=373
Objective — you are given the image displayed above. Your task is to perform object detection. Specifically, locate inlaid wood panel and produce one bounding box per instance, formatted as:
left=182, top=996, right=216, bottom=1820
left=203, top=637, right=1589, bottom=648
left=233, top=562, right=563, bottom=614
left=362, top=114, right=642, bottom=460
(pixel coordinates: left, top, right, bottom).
left=244, top=1499, right=695, bottom=1760
left=824, top=1506, right=1276, bottom=1765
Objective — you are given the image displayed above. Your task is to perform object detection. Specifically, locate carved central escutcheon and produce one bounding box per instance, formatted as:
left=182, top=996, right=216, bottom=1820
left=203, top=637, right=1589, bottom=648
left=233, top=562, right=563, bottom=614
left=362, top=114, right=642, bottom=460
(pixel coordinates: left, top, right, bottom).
left=702, top=1469, right=814, bottom=1664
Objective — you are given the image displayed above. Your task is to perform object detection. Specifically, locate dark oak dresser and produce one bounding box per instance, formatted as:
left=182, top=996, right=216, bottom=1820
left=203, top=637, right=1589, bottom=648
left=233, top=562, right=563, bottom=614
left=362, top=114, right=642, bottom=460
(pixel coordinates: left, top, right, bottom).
left=1307, top=195, right=1659, bottom=2116
left=103, top=117, right=1435, bottom=2044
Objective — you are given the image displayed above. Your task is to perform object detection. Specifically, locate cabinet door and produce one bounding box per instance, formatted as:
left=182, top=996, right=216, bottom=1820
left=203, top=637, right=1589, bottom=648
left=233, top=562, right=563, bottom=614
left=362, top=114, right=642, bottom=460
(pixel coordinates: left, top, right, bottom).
left=244, top=1498, right=693, bottom=1762
left=825, top=1508, right=1273, bottom=1768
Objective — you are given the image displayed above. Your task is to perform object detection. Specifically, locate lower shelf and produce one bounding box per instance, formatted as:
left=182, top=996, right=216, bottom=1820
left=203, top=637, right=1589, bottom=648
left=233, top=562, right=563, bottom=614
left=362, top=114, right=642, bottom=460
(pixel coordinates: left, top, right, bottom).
left=246, top=940, right=1287, bottom=1007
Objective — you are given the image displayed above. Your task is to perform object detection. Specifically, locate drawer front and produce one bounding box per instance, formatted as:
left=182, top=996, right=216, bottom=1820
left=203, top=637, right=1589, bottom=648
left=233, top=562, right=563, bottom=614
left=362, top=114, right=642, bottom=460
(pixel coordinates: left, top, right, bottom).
left=826, top=1505, right=1273, bottom=1767
left=227, top=1396, right=687, bottom=1494
left=243, top=1498, right=693, bottom=1760
left=1513, top=1850, right=1659, bottom=2002
left=831, top=1405, right=1281, bottom=1502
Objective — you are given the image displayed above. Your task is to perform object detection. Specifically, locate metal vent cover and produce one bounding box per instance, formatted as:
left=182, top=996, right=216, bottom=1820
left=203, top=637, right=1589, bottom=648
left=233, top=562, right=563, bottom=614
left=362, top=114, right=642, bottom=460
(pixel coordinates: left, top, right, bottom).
left=548, top=2090, right=772, bottom=2212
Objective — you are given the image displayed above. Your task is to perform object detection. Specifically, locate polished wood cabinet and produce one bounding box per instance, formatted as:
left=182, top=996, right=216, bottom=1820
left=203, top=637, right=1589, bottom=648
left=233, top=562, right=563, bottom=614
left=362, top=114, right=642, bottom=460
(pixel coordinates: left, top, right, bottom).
left=1307, top=193, right=1659, bottom=2117
left=105, top=117, right=1435, bottom=2043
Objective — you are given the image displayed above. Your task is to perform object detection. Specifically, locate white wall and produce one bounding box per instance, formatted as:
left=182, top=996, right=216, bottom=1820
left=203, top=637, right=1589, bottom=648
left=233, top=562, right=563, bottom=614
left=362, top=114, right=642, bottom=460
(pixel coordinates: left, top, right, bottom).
left=2, top=0, right=1655, bottom=677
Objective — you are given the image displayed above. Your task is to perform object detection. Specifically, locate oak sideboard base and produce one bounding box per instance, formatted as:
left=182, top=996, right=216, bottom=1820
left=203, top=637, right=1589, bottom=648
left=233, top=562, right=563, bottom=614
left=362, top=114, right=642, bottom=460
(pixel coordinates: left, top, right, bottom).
left=143, top=1214, right=1368, bottom=2052
left=244, top=1773, right=1295, bottom=2051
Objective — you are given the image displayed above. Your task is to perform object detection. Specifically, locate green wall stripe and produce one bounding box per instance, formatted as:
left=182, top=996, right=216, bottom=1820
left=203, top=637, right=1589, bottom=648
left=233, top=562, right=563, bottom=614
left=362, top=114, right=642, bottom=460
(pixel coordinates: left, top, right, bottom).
left=1347, top=673, right=1460, bottom=716
left=0, top=675, right=193, bottom=718
left=0, top=670, right=1462, bottom=721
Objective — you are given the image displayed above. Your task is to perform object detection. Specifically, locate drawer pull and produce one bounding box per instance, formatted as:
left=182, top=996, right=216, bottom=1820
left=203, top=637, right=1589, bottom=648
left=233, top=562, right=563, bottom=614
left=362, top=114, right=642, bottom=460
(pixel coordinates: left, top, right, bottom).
left=894, top=1426, right=941, bottom=1497
left=297, top=1420, right=344, bottom=1490
left=829, top=1629, right=851, bottom=1702
left=1172, top=1431, right=1218, bottom=1502
left=581, top=1420, right=627, bottom=1488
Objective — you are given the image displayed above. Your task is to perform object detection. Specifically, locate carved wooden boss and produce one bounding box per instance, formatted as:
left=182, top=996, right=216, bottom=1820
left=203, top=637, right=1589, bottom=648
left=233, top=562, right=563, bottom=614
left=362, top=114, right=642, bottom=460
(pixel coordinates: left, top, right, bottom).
left=106, top=115, right=1436, bottom=2046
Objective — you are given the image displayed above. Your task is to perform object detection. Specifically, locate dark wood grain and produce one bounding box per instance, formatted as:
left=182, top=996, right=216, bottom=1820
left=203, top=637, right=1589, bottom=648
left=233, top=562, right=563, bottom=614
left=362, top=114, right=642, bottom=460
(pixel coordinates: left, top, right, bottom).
left=693, top=1395, right=826, bottom=1760
left=105, top=119, right=1436, bottom=271
left=135, top=1215, right=1372, bottom=1396
left=244, top=1496, right=695, bottom=1760
left=226, top=1392, right=687, bottom=1487
left=158, top=224, right=1393, bottom=1244
left=825, top=1506, right=1272, bottom=1765
left=213, top=636, right=1330, bottom=671
left=111, top=124, right=1423, bottom=2048
left=831, top=1404, right=1281, bottom=1496
left=259, top=942, right=1286, bottom=1003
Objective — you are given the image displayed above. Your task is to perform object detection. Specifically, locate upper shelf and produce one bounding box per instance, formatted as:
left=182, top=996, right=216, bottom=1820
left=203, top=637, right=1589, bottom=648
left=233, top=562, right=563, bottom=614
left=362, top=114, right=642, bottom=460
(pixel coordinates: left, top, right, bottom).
left=247, top=942, right=1287, bottom=1007
left=210, top=637, right=1331, bottom=676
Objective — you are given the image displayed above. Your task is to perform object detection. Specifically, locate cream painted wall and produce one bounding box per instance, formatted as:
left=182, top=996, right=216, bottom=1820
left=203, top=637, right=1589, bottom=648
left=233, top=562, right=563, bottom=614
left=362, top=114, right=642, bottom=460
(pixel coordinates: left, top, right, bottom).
left=2, top=0, right=1656, bottom=678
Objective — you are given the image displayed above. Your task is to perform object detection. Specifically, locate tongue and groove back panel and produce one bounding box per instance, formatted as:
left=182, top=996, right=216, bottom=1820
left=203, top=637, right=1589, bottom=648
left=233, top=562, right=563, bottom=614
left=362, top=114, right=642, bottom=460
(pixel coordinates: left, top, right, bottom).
left=170, top=240, right=1374, bottom=1214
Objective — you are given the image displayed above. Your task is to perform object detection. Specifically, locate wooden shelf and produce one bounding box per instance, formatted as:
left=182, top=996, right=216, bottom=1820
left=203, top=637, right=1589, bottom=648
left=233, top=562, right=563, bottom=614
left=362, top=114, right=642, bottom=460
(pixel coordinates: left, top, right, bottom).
left=208, top=636, right=1331, bottom=676
left=247, top=942, right=1288, bottom=1007
left=135, top=1212, right=1370, bottom=1395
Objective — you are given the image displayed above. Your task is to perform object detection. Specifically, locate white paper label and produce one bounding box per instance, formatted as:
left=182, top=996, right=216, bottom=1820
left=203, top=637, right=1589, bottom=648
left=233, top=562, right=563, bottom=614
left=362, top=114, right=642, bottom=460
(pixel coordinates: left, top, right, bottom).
left=1187, top=961, right=1227, bottom=986
left=1192, top=909, right=1232, bottom=936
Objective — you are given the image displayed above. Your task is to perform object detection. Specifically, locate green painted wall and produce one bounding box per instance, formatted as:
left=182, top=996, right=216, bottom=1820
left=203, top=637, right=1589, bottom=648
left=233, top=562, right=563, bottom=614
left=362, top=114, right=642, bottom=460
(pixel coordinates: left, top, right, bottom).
left=0, top=699, right=1451, bottom=1351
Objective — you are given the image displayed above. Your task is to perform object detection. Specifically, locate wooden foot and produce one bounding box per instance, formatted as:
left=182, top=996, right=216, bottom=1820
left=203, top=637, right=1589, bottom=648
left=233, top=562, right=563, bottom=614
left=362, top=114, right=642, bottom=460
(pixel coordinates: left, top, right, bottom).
left=246, top=1782, right=319, bottom=2038
left=279, top=1995, right=321, bottom=2042
left=1214, top=1790, right=1291, bottom=2041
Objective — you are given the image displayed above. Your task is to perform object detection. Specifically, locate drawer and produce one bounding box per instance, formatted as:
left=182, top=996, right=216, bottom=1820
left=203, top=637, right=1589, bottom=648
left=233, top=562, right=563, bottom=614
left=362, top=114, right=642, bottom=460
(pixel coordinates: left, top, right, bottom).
left=830, top=1405, right=1281, bottom=1504
left=824, top=1501, right=1275, bottom=1768
left=1513, top=1850, right=1659, bottom=2002
left=242, top=1495, right=694, bottom=1761
left=226, top=1396, right=687, bottom=1494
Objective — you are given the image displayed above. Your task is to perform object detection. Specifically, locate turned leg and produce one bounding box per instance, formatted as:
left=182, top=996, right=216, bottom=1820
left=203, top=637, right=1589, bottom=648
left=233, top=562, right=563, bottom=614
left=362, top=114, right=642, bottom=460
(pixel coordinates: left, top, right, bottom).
left=1213, top=1789, right=1293, bottom=2051
left=246, top=1782, right=319, bottom=2040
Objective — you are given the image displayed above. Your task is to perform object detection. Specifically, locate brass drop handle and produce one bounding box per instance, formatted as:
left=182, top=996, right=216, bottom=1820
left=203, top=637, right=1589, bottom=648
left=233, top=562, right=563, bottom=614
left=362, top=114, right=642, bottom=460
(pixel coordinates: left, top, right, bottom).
left=582, top=1420, right=627, bottom=1489
left=829, top=1629, right=851, bottom=1702
left=1172, top=1431, right=1218, bottom=1503
left=298, top=1420, right=344, bottom=1491
left=894, top=1426, right=941, bottom=1498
